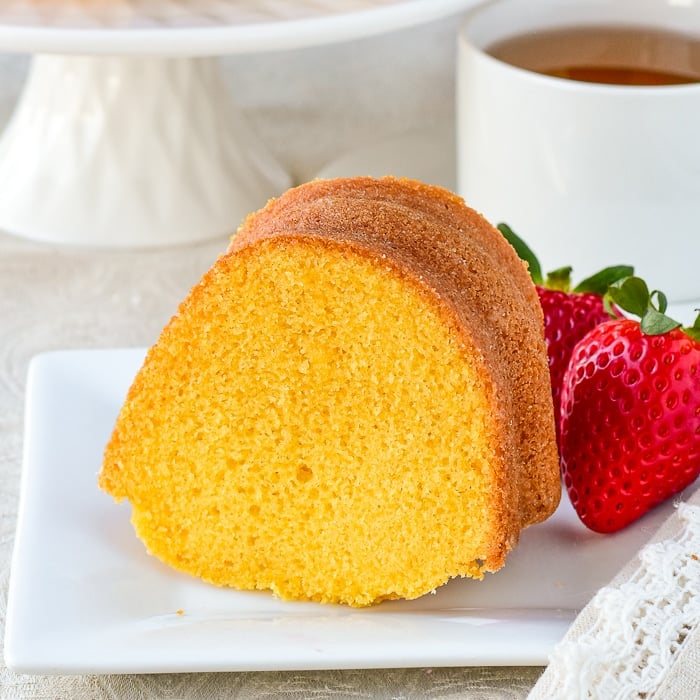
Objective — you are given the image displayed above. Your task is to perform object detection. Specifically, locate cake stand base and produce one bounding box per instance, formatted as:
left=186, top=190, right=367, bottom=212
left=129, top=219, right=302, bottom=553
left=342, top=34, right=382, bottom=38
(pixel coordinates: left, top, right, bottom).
left=0, top=54, right=292, bottom=248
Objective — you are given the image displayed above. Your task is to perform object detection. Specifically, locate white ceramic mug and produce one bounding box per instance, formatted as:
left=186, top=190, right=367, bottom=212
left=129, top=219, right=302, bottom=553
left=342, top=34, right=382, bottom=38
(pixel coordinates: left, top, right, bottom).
left=457, top=0, right=700, bottom=303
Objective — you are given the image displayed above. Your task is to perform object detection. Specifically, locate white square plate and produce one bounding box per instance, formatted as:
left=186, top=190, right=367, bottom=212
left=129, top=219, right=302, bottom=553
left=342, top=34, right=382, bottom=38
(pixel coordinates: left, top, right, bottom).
left=4, top=349, right=678, bottom=674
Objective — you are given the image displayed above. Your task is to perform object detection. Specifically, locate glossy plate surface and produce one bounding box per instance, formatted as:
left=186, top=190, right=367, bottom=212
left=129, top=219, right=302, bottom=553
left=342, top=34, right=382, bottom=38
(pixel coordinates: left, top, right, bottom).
left=5, top=348, right=676, bottom=674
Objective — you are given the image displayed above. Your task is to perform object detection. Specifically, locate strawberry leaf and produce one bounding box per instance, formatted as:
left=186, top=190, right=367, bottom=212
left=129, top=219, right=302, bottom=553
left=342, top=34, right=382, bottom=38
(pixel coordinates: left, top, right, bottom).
left=573, top=265, right=635, bottom=295
left=607, top=277, right=650, bottom=317
left=640, top=306, right=681, bottom=335
left=497, top=223, right=544, bottom=285
left=650, top=290, right=669, bottom=314
left=606, top=276, right=682, bottom=336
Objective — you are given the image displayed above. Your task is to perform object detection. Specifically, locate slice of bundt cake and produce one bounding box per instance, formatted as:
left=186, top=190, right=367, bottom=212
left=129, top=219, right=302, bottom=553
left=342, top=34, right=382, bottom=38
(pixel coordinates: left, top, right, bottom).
left=99, top=176, right=560, bottom=606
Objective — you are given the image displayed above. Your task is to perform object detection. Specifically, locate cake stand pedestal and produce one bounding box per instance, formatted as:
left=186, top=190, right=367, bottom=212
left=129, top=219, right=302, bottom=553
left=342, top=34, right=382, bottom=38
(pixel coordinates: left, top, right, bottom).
left=0, top=54, right=291, bottom=247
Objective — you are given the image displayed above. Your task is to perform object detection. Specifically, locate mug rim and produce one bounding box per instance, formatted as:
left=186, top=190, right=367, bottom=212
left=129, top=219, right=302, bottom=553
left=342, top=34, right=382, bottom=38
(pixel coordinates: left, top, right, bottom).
left=458, top=0, right=700, bottom=93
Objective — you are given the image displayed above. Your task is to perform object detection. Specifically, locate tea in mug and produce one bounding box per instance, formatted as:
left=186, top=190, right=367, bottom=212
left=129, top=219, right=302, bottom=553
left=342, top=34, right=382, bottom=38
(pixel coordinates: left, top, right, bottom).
left=488, top=26, right=700, bottom=85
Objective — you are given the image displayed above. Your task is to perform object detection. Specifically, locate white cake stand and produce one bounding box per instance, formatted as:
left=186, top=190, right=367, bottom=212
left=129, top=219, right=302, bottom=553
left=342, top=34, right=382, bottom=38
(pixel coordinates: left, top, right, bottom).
left=0, top=0, right=478, bottom=247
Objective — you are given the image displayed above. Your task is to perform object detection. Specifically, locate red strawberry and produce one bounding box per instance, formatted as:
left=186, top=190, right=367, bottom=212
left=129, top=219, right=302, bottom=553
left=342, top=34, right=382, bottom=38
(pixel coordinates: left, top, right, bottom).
left=497, top=223, right=632, bottom=445
left=535, top=286, right=610, bottom=440
left=560, top=277, right=700, bottom=533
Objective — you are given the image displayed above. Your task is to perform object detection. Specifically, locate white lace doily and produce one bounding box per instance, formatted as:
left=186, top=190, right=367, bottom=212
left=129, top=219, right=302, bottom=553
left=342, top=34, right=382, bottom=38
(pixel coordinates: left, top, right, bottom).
left=530, top=498, right=700, bottom=700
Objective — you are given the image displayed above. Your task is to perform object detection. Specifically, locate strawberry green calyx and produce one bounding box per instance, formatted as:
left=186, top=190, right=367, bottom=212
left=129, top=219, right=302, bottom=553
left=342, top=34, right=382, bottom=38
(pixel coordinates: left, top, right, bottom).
left=497, top=223, right=543, bottom=285
left=543, top=266, right=573, bottom=291
left=496, top=222, right=632, bottom=293
left=605, top=275, right=700, bottom=340
left=573, top=265, right=635, bottom=295
left=686, top=314, right=700, bottom=343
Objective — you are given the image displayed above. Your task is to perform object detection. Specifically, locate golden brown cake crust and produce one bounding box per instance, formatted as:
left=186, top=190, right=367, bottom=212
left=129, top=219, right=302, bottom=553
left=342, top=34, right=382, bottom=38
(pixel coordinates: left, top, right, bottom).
left=230, top=177, right=561, bottom=535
